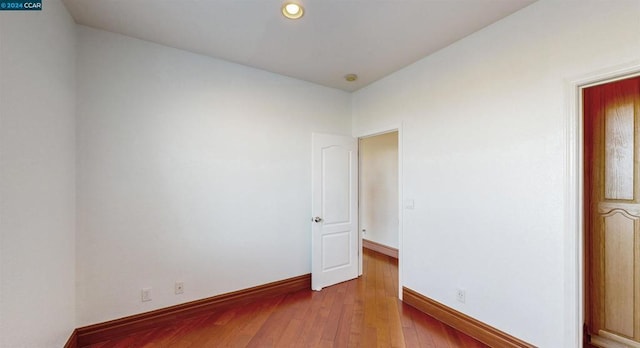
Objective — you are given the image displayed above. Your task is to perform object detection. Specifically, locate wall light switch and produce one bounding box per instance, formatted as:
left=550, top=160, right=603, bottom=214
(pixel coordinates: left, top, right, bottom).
left=404, top=199, right=415, bottom=210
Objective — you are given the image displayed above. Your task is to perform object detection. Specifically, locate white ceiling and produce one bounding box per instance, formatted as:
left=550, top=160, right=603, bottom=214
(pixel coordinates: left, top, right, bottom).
left=62, top=0, right=536, bottom=92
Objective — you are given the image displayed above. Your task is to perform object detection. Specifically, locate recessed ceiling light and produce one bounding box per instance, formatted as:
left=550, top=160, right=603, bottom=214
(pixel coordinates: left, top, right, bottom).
left=282, top=2, right=304, bottom=19
left=345, top=74, right=358, bottom=82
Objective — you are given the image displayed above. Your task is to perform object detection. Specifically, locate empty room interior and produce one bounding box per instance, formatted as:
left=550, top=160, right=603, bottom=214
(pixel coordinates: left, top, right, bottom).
left=2, top=0, right=640, bottom=347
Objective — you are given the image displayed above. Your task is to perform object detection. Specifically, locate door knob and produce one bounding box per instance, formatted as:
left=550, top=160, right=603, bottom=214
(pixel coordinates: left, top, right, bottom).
left=312, top=217, right=323, bottom=223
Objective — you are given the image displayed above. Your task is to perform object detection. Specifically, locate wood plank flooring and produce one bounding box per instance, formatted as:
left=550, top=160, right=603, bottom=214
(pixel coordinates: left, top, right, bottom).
left=85, top=249, right=488, bottom=347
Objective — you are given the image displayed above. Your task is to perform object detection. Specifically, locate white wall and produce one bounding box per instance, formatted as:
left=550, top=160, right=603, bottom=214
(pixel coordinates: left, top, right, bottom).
left=3, top=1, right=638, bottom=345
left=359, top=132, right=398, bottom=248
left=352, top=1, right=640, bottom=347
left=75, top=26, right=352, bottom=326
left=0, top=1, right=77, bottom=347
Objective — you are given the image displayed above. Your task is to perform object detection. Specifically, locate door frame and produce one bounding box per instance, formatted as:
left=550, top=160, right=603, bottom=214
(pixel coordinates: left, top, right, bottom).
left=355, top=124, right=404, bottom=299
left=566, top=60, right=640, bottom=347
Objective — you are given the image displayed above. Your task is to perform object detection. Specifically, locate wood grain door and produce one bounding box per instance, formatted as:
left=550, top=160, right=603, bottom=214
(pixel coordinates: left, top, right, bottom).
left=584, top=76, right=640, bottom=348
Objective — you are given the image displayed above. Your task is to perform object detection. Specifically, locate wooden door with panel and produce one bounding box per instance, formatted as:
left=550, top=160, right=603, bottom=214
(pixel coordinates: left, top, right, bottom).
left=584, top=76, right=640, bottom=348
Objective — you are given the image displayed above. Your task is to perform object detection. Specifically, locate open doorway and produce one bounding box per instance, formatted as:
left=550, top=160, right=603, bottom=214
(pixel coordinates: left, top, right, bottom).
left=358, top=131, right=399, bottom=260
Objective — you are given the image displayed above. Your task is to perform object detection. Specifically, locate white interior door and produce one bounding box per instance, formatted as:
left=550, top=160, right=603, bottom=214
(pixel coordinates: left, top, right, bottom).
left=311, top=133, right=359, bottom=291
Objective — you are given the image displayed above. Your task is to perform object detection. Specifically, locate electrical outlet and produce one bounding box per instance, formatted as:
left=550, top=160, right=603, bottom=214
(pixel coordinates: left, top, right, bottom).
left=141, top=287, right=152, bottom=302
left=175, top=281, right=184, bottom=295
left=456, top=288, right=466, bottom=303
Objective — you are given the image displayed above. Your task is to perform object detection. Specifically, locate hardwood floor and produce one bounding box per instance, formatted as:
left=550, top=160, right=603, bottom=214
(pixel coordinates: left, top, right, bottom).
left=85, top=249, right=488, bottom=347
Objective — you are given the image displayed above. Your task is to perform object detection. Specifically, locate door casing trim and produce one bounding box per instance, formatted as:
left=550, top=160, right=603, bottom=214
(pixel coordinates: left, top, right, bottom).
left=565, top=60, right=640, bottom=348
